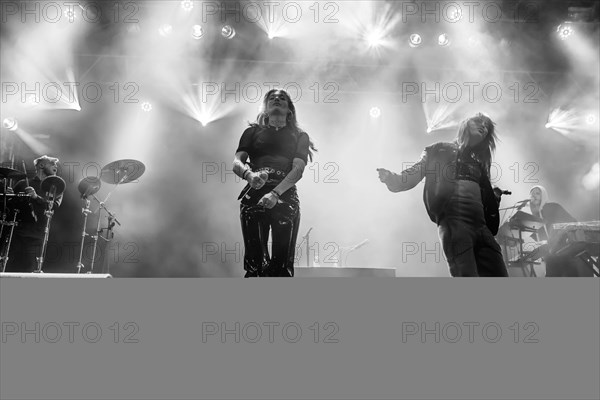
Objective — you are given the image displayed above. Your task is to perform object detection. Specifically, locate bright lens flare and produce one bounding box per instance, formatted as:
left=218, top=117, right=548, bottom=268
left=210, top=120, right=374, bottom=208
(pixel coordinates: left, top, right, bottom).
left=366, top=29, right=384, bottom=48
left=557, top=24, right=574, bottom=40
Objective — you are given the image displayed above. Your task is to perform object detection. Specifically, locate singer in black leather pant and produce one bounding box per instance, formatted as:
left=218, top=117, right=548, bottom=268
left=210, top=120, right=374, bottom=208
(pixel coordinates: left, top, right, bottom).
left=233, top=89, right=316, bottom=278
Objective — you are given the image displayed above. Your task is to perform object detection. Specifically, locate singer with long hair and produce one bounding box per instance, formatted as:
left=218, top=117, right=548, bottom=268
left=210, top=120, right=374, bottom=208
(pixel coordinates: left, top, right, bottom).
left=233, top=89, right=316, bottom=277
left=377, top=113, right=508, bottom=277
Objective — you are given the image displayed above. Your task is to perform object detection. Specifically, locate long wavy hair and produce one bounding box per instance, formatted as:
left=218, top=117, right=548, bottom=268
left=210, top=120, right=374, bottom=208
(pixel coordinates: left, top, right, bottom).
left=456, top=112, right=498, bottom=176
left=250, top=89, right=317, bottom=162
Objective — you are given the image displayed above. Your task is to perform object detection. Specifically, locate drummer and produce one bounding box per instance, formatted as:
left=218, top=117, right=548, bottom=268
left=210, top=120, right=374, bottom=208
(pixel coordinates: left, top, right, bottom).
left=4, top=155, right=63, bottom=272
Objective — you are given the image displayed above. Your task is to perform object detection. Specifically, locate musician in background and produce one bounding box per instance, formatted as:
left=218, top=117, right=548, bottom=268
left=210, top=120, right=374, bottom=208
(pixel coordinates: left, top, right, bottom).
left=232, top=89, right=316, bottom=277
left=378, top=113, right=508, bottom=277
left=5, top=155, right=62, bottom=272
left=529, top=185, right=593, bottom=277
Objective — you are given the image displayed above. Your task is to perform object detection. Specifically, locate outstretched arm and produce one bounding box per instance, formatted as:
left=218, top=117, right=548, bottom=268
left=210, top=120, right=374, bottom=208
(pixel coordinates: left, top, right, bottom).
left=377, top=152, right=427, bottom=192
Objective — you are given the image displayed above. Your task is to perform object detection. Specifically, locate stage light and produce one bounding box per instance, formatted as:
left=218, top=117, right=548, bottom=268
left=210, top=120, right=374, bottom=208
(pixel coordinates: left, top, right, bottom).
left=585, top=114, right=596, bottom=125
left=409, top=34, right=422, bottom=48
left=365, top=29, right=384, bottom=48
left=141, top=102, right=152, bottom=112
left=544, top=122, right=551, bottom=128
left=449, top=8, right=462, bottom=21
left=438, top=33, right=450, bottom=47
left=265, top=25, right=286, bottom=40
left=221, top=25, right=236, bottom=39
left=2, top=117, right=18, bottom=131
left=199, top=114, right=212, bottom=127
left=369, top=107, right=381, bottom=118
left=158, top=24, right=173, bottom=37
left=181, top=1, right=194, bottom=11
left=557, top=23, right=574, bottom=40
left=192, top=25, right=204, bottom=39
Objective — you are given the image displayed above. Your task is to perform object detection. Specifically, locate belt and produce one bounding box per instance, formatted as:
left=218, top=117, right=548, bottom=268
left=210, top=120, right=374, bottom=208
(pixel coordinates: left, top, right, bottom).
left=256, top=167, right=287, bottom=177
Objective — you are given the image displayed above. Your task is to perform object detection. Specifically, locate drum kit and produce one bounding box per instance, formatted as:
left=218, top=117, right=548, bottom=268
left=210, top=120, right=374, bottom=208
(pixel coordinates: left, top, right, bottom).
left=0, top=159, right=145, bottom=274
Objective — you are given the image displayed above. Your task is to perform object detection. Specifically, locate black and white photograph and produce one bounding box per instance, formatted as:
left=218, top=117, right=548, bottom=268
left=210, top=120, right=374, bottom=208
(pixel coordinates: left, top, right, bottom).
left=1, top=1, right=599, bottom=399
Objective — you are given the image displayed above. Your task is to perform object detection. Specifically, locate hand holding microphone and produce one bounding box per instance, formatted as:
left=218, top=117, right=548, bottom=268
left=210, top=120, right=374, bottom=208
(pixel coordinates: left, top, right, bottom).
left=247, top=170, right=268, bottom=190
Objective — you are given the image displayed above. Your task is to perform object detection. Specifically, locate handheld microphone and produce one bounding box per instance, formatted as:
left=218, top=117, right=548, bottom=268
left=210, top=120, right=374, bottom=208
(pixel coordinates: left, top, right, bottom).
left=493, top=187, right=512, bottom=196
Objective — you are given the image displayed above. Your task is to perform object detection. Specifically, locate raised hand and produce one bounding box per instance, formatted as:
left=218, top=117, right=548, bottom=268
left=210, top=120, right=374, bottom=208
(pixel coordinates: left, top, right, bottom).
left=376, top=168, right=392, bottom=183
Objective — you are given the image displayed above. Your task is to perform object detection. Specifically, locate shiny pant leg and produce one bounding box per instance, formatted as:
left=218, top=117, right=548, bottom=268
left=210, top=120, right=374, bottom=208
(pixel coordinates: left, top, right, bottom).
left=240, top=206, right=270, bottom=277
left=265, top=208, right=300, bottom=277
left=240, top=190, right=300, bottom=277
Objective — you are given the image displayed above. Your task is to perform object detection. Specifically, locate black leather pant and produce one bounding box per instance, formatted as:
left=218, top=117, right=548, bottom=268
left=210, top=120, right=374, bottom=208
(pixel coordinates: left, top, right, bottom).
left=239, top=184, right=300, bottom=278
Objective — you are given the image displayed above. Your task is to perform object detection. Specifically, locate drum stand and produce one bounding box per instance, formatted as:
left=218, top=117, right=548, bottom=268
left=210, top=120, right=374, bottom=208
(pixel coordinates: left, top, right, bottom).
left=34, top=199, right=55, bottom=273
left=75, top=198, right=92, bottom=273
left=0, top=210, right=19, bottom=273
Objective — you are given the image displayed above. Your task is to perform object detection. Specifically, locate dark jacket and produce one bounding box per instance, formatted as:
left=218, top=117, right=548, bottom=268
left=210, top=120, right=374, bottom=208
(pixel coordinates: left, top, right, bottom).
left=385, top=141, right=500, bottom=235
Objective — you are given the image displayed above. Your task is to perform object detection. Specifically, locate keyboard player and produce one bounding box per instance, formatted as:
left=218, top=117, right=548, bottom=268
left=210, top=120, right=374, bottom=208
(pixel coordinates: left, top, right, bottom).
left=529, top=185, right=593, bottom=277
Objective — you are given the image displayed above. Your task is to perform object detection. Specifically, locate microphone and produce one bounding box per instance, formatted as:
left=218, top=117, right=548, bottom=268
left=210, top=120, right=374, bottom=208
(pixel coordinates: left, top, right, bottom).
left=493, top=187, right=512, bottom=196
left=516, top=199, right=530, bottom=211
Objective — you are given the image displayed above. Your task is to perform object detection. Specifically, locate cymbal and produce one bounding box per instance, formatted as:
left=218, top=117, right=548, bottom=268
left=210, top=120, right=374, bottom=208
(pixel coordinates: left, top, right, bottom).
left=78, top=176, right=101, bottom=198
left=100, top=159, right=145, bottom=184
left=0, top=167, right=26, bottom=180
left=41, top=175, right=66, bottom=196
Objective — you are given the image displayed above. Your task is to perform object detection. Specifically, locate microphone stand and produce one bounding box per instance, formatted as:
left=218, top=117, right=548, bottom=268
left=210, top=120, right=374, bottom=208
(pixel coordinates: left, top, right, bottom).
left=88, top=193, right=121, bottom=274
left=303, top=227, right=312, bottom=267
left=341, top=239, right=369, bottom=266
